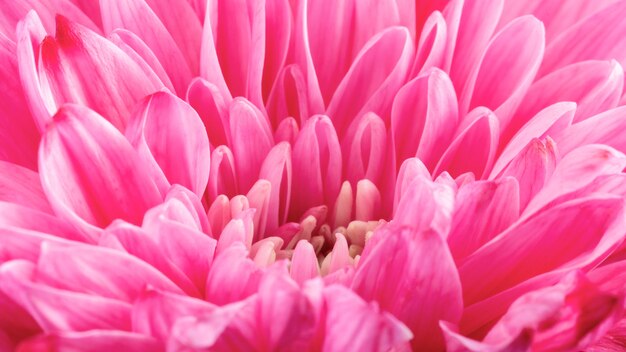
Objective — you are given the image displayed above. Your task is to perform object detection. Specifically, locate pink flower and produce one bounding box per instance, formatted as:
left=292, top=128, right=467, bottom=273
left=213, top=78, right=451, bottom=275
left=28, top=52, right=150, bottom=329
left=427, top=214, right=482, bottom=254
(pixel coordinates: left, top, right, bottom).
left=1, top=0, right=626, bottom=351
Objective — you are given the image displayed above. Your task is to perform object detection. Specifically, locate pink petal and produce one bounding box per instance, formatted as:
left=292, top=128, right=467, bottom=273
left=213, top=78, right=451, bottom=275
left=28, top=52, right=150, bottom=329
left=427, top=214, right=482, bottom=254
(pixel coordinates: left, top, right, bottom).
left=326, top=26, right=414, bottom=136
left=539, top=1, right=626, bottom=77
left=186, top=77, right=230, bottom=148
left=263, top=0, right=292, bottom=101
left=412, top=10, right=447, bottom=76
left=246, top=180, right=271, bottom=240
left=165, top=185, right=211, bottom=235
left=460, top=15, right=545, bottom=131
left=0, top=161, right=51, bottom=213
left=207, top=145, right=238, bottom=201
left=290, top=115, right=342, bottom=220
left=228, top=98, right=274, bottom=192
left=322, top=284, right=412, bottom=351
left=459, top=195, right=625, bottom=306
left=290, top=240, right=319, bottom=285
left=100, top=0, right=193, bottom=95
left=391, top=68, right=458, bottom=171
left=524, top=144, right=626, bottom=216
left=126, top=91, right=210, bottom=197
left=0, top=227, right=76, bottom=263
left=556, top=106, right=626, bottom=156
left=344, top=113, right=387, bottom=186
left=259, top=142, right=292, bottom=234
left=18, top=331, right=162, bottom=352
left=491, top=102, right=575, bottom=178
left=434, top=107, right=499, bottom=179
left=0, top=202, right=83, bottom=242
left=265, top=64, right=309, bottom=127
left=0, top=36, right=40, bottom=169
left=205, top=243, right=261, bottom=305
left=448, top=177, right=519, bottom=261
left=499, top=138, right=558, bottom=211
left=353, top=224, right=462, bottom=350
left=0, top=260, right=132, bottom=332
left=36, top=243, right=184, bottom=302
left=132, top=289, right=216, bottom=341
left=38, top=16, right=163, bottom=131
left=38, top=104, right=162, bottom=229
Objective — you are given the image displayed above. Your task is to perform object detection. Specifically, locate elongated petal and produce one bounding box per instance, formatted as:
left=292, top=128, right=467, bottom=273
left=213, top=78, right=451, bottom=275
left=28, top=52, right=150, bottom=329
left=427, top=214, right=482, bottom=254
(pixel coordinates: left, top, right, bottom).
left=448, top=177, right=519, bottom=261
left=353, top=224, right=462, bottom=350
left=186, top=77, right=230, bottom=147
left=39, top=104, right=162, bottom=229
left=263, top=0, right=292, bottom=101
left=39, top=16, right=163, bottom=130
left=126, top=91, right=210, bottom=197
left=391, top=68, right=458, bottom=170
left=205, top=243, right=261, bottom=305
left=412, top=11, right=448, bottom=75
left=207, top=145, right=238, bottom=201
left=259, top=142, right=292, bottom=234
left=326, top=26, right=414, bottom=136
left=460, top=15, right=544, bottom=131
left=265, top=64, right=309, bottom=127
left=290, top=115, right=341, bottom=219
left=18, top=331, right=162, bottom=352
left=0, top=161, right=51, bottom=213
left=344, top=113, right=387, bottom=185
left=556, top=106, right=626, bottom=156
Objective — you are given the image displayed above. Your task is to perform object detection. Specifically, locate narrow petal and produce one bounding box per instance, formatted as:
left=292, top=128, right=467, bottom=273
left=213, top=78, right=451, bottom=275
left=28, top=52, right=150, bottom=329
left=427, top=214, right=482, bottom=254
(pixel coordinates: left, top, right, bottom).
left=344, top=113, right=387, bottom=186
left=39, top=104, right=162, bottom=229
left=556, top=106, right=626, bottom=156
left=263, top=0, right=292, bottom=101
left=259, top=142, right=292, bottom=234
left=186, top=77, right=230, bottom=148
left=207, top=145, right=238, bottom=201
left=412, top=10, right=447, bottom=76
left=265, top=64, right=309, bottom=127
left=290, top=240, right=319, bottom=285
left=126, top=91, right=210, bottom=197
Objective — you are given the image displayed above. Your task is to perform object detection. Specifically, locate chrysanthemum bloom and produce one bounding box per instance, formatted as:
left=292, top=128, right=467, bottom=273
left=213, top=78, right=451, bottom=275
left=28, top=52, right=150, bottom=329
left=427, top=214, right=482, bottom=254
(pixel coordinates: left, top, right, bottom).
left=2, top=0, right=626, bottom=351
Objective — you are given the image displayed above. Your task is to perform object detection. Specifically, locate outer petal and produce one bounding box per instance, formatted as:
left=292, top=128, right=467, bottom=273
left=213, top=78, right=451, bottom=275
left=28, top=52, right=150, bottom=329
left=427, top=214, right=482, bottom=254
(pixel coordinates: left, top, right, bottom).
left=556, top=106, right=626, bottom=156
left=0, top=161, right=51, bottom=213
left=18, top=331, right=162, bottom=352
left=447, top=177, right=519, bottom=261
left=460, top=15, right=545, bottom=131
left=126, top=91, right=210, bottom=197
left=353, top=224, right=462, bottom=350
left=38, top=16, right=163, bottom=131
left=38, top=105, right=162, bottom=229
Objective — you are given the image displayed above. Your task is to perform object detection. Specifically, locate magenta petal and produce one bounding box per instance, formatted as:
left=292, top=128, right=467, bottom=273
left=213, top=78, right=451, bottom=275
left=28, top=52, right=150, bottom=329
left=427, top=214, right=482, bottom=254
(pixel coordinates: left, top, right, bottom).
left=18, top=331, right=162, bottom=352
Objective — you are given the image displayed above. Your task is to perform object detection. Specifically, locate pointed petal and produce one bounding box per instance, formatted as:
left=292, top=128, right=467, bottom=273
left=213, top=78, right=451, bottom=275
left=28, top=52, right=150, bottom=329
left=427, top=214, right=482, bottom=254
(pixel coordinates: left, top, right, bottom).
left=126, top=91, right=210, bottom=197
left=39, top=104, right=162, bottom=229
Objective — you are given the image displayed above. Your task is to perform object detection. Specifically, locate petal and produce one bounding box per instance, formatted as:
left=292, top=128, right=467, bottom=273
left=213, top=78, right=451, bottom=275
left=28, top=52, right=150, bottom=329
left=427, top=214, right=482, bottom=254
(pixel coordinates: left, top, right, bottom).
left=0, top=227, right=76, bottom=263
left=126, top=91, right=210, bottom=197
left=556, top=106, right=626, bottom=156
left=393, top=158, right=431, bottom=214
left=326, top=26, right=414, bottom=136
left=265, top=64, right=309, bottom=127
left=263, top=0, right=292, bottom=101
left=18, top=331, right=162, bottom=352
left=0, top=202, right=82, bottom=242
left=0, top=260, right=132, bottom=332
left=259, top=142, right=292, bottom=234
left=0, top=161, right=51, bottom=213
left=322, top=284, right=413, bottom=351
left=540, top=1, right=626, bottom=77
left=36, top=243, right=184, bottom=302
left=460, top=15, right=545, bottom=131
left=205, top=243, right=261, bottom=305
left=447, top=177, right=520, bottom=261
left=100, top=0, right=193, bottom=95
left=290, top=115, right=342, bottom=220
left=353, top=224, right=462, bottom=350
left=391, top=68, right=458, bottom=171
left=412, top=10, right=447, bottom=75
left=186, top=77, right=230, bottom=148
left=290, top=240, right=319, bottom=285
left=38, top=16, right=163, bottom=130
left=228, top=98, right=274, bottom=192
left=434, top=107, right=499, bottom=179
left=344, top=113, right=388, bottom=186
left=459, top=195, right=625, bottom=306
left=38, top=104, right=162, bottom=229
left=207, top=145, right=238, bottom=200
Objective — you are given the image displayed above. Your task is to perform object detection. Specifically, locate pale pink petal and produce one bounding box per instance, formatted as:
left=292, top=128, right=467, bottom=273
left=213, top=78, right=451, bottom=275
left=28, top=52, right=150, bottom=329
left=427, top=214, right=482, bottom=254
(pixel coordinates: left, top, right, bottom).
left=259, top=142, right=292, bottom=234
left=354, top=179, right=382, bottom=222
left=0, top=260, right=132, bottom=332
left=391, top=68, right=458, bottom=171
left=100, top=0, right=193, bottom=96
left=228, top=98, right=274, bottom=192
left=353, top=224, right=462, bottom=350
left=460, top=15, right=545, bottom=131
left=126, top=91, right=210, bottom=197
left=36, top=243, right=185, bottom=301
left=326, top=26, right=414, bottom=136
left=246, top=180, right=271, bottom=240
left=38, top=16, right=163, bottom=131
left=434, top=107, right=499, bottom=179
left=18, top=330, right=162, bottom=352
left=39, top=104, right=162, bottom=229
left=290, top=115, right=341, bottom=219
left=186, top=77, right=230, bottom=148
left=290, top=240, right=319, bottom=285
left=540, top=1, right=626, bottom=77
left=448, top=177, right=519, bottom=261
